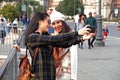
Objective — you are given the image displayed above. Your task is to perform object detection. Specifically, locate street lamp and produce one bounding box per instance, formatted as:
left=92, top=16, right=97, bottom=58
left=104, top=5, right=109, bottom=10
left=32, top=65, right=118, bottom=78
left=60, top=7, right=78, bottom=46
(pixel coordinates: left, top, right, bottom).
left=94, top=0, right=105, bottom=46
left=43, top=0, right=46, bottom=12
left=74, top=0, right=76, bottom=15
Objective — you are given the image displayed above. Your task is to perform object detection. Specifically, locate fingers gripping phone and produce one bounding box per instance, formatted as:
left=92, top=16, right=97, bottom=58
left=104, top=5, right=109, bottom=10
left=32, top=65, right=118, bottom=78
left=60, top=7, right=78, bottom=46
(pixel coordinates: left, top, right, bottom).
left=86, top=25, right=96, bottom=33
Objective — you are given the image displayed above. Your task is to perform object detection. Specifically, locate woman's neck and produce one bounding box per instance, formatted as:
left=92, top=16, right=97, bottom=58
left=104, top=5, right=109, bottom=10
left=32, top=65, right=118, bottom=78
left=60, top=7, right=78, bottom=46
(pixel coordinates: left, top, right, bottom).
left=36, top=29, right=43, bottom=34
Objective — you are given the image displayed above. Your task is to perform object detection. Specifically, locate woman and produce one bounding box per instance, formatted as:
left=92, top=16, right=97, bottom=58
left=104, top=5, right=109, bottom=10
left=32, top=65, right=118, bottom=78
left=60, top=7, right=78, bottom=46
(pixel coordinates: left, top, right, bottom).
left=50, top=11, right=72, bottom=80
left=0, top=18, right=6, bottom=44
left=25, top=11, right=92, bottom=80
left=13, top=18, right=18, bottom=34
left=77, top=14, right=86, bottom=49
left=6, top=19, right=11, bottom=34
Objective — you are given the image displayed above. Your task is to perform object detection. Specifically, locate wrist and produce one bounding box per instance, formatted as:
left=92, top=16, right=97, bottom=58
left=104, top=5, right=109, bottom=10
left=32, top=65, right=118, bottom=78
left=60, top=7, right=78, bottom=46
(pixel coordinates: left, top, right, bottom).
left=81, top=36, right=85, bottom=41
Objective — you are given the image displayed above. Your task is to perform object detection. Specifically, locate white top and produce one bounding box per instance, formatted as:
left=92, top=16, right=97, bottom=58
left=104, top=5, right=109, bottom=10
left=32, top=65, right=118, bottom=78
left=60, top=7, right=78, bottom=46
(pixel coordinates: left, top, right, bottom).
left=0, top=21, right=6, bottom=30
left=74, top=15, right=79, bottom=24
left=13, top=19, right=18, bottom=27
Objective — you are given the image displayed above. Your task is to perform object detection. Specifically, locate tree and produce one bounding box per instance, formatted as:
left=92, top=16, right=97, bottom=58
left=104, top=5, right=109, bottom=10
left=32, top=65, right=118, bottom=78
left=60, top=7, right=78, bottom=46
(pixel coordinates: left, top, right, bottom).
left=0, top=4, right=19, bottom=21
left=56, top=0, right=84, bottom=16
left=28, top=0, right=43, bottom=13
left=108, top=0, right=115, bottom=21
left=16, top=0, right=43, bottom=16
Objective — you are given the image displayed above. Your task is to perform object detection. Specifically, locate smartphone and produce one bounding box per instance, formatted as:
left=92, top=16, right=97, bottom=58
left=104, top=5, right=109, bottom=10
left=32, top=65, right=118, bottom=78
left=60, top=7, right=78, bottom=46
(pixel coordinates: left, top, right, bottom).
left=86, top=25, right=96, bottom=33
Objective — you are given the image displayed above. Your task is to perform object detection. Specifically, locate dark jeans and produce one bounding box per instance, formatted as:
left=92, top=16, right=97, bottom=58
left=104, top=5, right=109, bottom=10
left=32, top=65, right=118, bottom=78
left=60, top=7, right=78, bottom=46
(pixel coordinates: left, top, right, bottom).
left=88, top=36, right=96, bottom=48
left=78, top=41, right=83, bottom=48
left=0, top=38, right=5, bottom=44
left=13, top=27, right=17, bottom=34
left=6, top=26, right=11, bottom=33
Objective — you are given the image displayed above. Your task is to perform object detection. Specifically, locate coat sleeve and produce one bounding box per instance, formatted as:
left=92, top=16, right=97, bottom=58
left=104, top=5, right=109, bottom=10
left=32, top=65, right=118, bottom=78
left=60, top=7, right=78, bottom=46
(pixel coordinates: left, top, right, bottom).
left=53, top=36, right=83, bottom=48
left=28, top=32, right=79, bottom=47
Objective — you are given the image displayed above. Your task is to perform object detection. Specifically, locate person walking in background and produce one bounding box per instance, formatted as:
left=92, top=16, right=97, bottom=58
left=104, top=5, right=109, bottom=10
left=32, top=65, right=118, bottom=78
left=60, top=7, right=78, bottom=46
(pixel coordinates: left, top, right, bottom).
left=77, top=13, right=86, bottom=49
left=6, top=19, right=11, bottom=34
left=24, top=11, right=93, bottom=80
left=86, top=12, right=97, bottom=49
left=102, top=24, right=109, bottom=42
left=0, top=18, right=6, bottom=44
left=46, top=7, right=54, bottom=34
left=93, top=12, right=98, bottom=18
left=117, top=19, right=120, bottom=31
left=21, top=15, right=27, bottom=29
left=50, top=11, right=72, bottom=80
left=118, top=19, right=120, bottom=25
left=13, top=18, right=18, bottom=34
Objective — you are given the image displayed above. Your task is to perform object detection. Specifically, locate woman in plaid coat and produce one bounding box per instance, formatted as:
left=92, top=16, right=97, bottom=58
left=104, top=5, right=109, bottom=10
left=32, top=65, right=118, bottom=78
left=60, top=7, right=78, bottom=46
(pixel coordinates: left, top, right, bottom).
left=25, top=12, right=93, bottom=80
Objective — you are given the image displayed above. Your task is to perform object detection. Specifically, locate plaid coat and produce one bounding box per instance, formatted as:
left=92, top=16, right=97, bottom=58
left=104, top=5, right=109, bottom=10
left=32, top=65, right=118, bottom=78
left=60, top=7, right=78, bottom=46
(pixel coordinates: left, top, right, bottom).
left=28, top=32, right=82, bottom=80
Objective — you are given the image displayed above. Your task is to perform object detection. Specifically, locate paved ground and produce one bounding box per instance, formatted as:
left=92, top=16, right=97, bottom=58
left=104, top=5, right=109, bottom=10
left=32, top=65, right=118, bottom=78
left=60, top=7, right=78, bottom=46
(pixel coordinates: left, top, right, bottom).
left=77, top=36, right=120, bottom=80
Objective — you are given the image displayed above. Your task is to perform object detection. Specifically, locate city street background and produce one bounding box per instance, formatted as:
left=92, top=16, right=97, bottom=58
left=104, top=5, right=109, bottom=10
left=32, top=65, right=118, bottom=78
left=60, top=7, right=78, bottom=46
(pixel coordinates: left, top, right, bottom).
left=0, top=21, right=120, bottom=80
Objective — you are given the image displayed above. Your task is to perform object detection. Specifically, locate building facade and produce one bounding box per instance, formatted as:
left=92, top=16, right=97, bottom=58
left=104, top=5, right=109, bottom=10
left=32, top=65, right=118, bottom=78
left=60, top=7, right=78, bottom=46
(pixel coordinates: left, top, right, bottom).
left=39, top=0, right=111, bottom=18
left=83, top=0, right=112, bottom=18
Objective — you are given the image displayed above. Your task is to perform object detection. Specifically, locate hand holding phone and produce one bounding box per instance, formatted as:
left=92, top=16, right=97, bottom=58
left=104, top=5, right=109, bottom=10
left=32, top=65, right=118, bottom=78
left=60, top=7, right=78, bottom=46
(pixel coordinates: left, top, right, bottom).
left=86, top=25, right=96, bottom=33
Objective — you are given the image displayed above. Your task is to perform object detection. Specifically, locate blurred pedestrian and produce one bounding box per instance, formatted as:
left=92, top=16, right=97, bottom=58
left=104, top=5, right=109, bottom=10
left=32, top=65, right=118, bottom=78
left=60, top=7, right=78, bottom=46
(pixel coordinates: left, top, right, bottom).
left=93, top=12, right=98, bottom=18
left=46, top=7, right=54, bottom=34
left=21, top=15, right=27, bottom=29
left=46, top=7, right=53, bottom=15
left=0, top=18, right=6, bottom=44
left=77, top=14, right=86, bottom=49
left=118, top=19, right=120, bottom=25
left=102, top=24, right=109, bottom=42
left=24, top=11, right=93, bottom=80
left=6, top=19, right=11, bottom=34
left=86, top=12, right=97, bottom=49
left=50, top=11, right=72, bottom=80
left=13, top=18, right=18, bottom=34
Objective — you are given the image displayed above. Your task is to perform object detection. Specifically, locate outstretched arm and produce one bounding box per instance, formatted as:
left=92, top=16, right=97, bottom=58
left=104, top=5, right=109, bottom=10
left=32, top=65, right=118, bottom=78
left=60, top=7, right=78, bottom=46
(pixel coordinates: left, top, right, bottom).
left=53, top=36, right=83, bottom=48
left=28, top=32, right=79, bottom=47
left=28, top=27, right=91, bottom=47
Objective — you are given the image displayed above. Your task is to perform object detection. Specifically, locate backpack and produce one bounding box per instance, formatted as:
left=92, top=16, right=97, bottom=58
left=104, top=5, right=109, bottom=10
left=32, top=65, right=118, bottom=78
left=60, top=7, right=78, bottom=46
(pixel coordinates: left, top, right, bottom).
left=18, top=47, right=39, bottom=80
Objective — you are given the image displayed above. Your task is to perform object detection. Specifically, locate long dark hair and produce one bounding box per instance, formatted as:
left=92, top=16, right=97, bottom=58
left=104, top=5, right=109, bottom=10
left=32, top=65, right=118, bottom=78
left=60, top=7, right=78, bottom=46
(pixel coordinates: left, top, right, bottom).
left=54, top=20, right=72, bottom=57
left=60, top=20, right=72, bottom=33
left=24, top=12, right=49, bottom=45
left=78, top=13, right=86, bottom=23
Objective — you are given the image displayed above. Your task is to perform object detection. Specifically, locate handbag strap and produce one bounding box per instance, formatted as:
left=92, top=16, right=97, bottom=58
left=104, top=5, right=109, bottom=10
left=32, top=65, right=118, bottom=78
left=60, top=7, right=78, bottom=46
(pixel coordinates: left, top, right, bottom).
left=26, top=46, right=39, bottom=61
left=32, top=47, right=39, bottom=61
left=59, top=49, right=69, bottom=61
left=25, top=46, right=28, bottom=57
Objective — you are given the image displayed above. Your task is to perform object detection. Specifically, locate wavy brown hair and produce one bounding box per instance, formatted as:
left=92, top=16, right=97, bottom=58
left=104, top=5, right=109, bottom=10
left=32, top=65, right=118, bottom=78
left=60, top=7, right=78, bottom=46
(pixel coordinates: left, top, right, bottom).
left=59, top=20, right=72, bottom=33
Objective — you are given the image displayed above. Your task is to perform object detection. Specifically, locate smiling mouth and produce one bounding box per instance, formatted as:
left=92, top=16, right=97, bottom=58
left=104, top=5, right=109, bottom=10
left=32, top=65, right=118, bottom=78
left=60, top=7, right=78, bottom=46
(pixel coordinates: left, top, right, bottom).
left=56, top=27, right=61, bottom=31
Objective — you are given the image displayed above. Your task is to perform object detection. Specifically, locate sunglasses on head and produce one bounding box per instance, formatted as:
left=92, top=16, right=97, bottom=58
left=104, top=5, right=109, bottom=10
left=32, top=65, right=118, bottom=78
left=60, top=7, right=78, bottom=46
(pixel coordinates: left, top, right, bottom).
left=48, top=20, right=51, bottom=24
left=45, top=19, right=51, bottom=24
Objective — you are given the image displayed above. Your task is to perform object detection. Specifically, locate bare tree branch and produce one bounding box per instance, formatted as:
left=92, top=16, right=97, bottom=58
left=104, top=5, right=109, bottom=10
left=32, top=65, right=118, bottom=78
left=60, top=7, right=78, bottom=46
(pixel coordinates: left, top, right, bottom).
left=108, top=0, right=115, bottom=21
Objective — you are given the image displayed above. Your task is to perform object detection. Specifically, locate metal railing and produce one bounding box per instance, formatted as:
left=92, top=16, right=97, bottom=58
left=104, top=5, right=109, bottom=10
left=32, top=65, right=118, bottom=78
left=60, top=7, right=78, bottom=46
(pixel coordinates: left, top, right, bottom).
left=0, top=31, right=25, bottom=80
left=0, top=26, right=24, bottom=55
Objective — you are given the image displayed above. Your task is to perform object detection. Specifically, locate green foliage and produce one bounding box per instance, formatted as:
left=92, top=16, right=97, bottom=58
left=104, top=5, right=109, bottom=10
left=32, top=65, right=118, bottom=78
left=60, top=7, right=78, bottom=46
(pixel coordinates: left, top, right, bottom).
left=56, top=0, right=84, bottom=16
left=16, top=1, right=23, bottom=14
left=0, top=4, right=19, bottom=21
left=28, top=0, right=43, bottom=13
left=0, top=0, right=43, bottom=21
left=16, top=0, right=43, bottom=15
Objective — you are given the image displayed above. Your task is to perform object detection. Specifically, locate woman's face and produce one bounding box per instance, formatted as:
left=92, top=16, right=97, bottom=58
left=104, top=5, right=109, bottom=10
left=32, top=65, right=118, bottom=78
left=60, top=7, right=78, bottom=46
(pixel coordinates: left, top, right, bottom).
left=81, top=15, right=85, bottom=19
left=52, top=20, right=63, bottom=33
left=39, top=16, right=51, bottom=32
